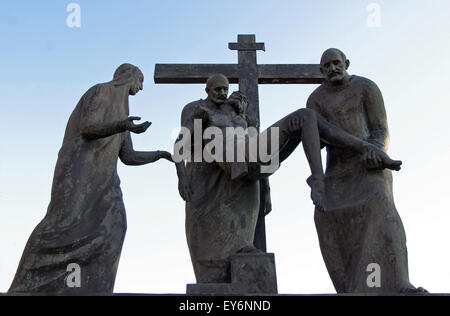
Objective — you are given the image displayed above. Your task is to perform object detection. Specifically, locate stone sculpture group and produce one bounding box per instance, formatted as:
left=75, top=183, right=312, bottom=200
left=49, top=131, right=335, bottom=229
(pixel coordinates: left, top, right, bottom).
left=6, top=45, right=426, bottom=295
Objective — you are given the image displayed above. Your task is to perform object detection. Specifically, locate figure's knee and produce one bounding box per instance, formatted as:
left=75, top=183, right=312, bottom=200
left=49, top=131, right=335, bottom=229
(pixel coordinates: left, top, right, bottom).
left=295, top=108, right=317, bottom=121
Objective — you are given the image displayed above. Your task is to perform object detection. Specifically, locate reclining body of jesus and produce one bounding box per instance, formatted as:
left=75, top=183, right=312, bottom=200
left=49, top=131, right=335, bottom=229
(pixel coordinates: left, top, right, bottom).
left=195, top=91, right=402, bottom=211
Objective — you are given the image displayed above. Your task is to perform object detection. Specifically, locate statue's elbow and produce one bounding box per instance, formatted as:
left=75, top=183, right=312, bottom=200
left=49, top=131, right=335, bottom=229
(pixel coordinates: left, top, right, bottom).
left=80, top=130, right=96, bottom=140
left=79, top=124, right=98, bottom=140
left=119, top=155, right=137, bottom=166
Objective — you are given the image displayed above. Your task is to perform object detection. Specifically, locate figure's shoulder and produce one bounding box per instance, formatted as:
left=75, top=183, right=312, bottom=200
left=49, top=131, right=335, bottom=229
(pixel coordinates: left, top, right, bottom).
left=83, top=82, right=112, bottom=98
left=92, top=82, right=112, bottom=92
left=310, top=85, right=323, bottom=97
left=182, top=99, right=204, bottom=113
left=352, top=75, right=385, bottom=105
left=307, top=84, right=326, bottom=104
left=351, top=75, right=380, bottom=92
left=79, top=83, right=112, bottom=107
left=181, top=99, right=206, bottom=123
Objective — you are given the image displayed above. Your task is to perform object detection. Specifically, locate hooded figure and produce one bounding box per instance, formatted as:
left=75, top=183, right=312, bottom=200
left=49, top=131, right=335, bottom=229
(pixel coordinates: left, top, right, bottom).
left=9, top=64, right=172, bottom=294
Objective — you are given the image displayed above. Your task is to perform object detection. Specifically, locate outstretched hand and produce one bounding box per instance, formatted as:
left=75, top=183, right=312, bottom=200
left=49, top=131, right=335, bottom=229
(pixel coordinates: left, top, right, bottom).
left=122, top=116, right=152, bottom=134
left=159, top=151, right=174, bottom=162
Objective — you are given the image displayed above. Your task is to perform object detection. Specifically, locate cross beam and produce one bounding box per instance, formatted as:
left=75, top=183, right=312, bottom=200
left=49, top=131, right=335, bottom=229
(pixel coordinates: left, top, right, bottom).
left=155, top=63, right=323, bottom=84
left=154, top=34, right=325, bottom=252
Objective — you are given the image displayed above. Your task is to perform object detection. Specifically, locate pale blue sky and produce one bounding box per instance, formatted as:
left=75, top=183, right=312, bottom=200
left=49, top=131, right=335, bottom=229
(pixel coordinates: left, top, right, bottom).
left=1, top=1, right=449, bottom=293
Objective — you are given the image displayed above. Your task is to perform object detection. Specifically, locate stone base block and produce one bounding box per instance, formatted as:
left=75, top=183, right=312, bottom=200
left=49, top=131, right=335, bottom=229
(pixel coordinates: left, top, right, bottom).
left=231, top=252, right=277, bottom=294
left=187, top=252, right=277, bottom=295
left=186, top=283, right=240, bottom=295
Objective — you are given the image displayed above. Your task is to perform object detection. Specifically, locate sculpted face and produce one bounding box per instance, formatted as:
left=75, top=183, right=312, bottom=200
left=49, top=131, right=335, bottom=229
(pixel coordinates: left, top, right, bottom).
left=129, top=72, right=144, bottom=96
left=320, top=49, right=349, bottom=84
left=113, top=64, right=144, bottom=95
left=206, top=75, right=229, bottom=105
left=227, top=91, right=248, bottom=114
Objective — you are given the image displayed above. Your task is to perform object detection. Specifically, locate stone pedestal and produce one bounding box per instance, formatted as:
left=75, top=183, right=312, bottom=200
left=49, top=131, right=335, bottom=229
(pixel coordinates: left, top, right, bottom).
left=231, top=253, right=278, bottom=294
left=187, top=253, right=278, bottom=295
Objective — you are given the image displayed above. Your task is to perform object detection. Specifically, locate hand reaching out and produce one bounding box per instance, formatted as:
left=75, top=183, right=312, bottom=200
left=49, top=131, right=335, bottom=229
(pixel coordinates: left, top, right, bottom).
left=122, top=116, right=152, bottom=134
left=158, top=151, right=174, bottom=162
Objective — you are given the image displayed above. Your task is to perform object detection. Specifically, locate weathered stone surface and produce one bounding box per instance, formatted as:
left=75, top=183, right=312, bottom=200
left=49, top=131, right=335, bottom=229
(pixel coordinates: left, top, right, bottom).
left=307, top=48, right=426, bottom=294
left=179, top=71, right=402, bottom=291
left=186, top=283, right=240, bottom=296
left=155, top=34, right=326, bottom=251
left=8, top=64, right=175, bottom=295
left=181, top=76, right=262, bottom=285
left=231, top=253, right=277, bottom=295
left=187, top=253, right=277, bottom=295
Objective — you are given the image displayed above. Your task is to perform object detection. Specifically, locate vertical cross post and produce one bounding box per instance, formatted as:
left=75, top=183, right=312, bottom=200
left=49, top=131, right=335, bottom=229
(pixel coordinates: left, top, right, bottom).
left=229, top=34, right=265, bottom=122
left=229, top=35, right=267, bottom=251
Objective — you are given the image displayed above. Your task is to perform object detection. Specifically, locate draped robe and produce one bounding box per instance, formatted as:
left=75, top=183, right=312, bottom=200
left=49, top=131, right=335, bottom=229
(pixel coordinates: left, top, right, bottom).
left=182, top=100, right=262, bottom=283
left=307, top=75, right=413, bottom=293
left=9, top=82, right=143, bottom=294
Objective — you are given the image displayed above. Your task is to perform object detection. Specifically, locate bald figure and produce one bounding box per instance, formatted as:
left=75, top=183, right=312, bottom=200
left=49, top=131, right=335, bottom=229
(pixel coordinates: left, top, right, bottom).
left=307, top=49, right=426, bottom=293
left=178, top=73, right=402, bottom=285
left=177, top=74, right=260, bottom=283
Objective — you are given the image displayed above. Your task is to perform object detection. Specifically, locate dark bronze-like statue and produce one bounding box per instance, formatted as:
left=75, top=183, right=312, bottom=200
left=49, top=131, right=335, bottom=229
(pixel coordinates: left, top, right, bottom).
left=179, top=74, right=401, bottom=286
left=9, top=64, right=173, bottom=294
left=307, top=48, right=426, bottom=293
left=179, top=74, right=261, bottom=284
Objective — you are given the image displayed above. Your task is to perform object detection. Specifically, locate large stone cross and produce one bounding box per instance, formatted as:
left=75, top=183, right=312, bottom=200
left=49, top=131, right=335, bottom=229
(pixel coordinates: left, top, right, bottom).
left=154, top=34, right=325, bottom=251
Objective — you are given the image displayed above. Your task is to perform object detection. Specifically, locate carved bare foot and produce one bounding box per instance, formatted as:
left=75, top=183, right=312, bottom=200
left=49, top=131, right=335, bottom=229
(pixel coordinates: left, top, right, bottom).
left=362, top=146, right=402, bottom=171
left=374, top=149, right=402, bottom=171
left=381, top=155, right=402, bottom=171
left=307, top=175, right=326, bottom=212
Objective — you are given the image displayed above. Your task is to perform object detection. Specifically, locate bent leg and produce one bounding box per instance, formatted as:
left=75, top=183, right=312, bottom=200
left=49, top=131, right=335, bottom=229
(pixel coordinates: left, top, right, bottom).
left=257, top=108, right=326, bottom=209
left=259, top=108, right=323, bottom=175
left=313, top=113, right=402, bottom=170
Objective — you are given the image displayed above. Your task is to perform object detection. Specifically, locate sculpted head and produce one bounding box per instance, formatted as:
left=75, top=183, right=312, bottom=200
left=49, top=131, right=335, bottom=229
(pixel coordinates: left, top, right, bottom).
left=113, top=63, right=144, bottom=96
left=320, top=49, right=350, bottom=84
left=205, top=74, right=229, bottom=105
left=226, top=91, right=249, bottom=115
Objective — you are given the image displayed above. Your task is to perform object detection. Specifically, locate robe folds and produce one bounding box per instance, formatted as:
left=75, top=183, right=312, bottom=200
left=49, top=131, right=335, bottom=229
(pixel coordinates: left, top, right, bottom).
left=182, top=99, right=261, bottom=283
left=182, top=100, right=317, bottom=283
left=309, top=76, right=413, bottom=293
left=9, top=82, right=132, bottom=294
left=314, top=159, right=410, bottom=293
